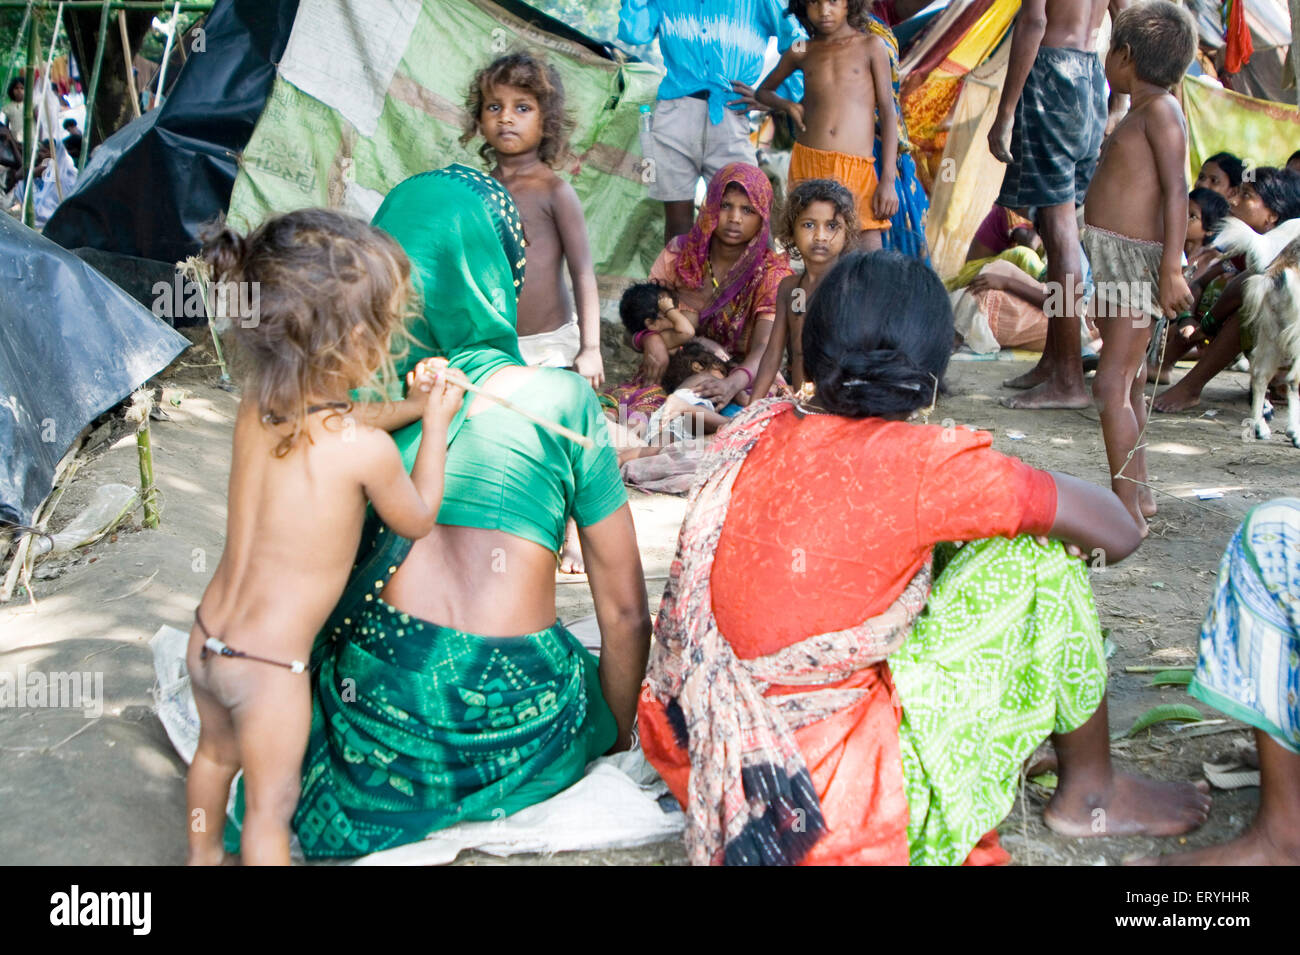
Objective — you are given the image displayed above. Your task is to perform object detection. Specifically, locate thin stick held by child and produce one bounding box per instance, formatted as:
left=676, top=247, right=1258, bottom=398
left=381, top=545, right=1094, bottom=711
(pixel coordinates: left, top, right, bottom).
left=184, top=210, right=465, bottom=866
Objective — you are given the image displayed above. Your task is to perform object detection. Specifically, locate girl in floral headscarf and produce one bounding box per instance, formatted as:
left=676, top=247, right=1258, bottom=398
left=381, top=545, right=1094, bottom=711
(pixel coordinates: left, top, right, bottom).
left=604, top=162, right=792, bottom=423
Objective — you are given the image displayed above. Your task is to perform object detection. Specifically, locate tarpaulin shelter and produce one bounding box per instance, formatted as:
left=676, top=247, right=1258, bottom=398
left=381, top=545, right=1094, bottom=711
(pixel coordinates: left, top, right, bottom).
left=1188, top=0, right=1295, bottom=104
left=43, top=0, right=300, bottom=265
left=0, top=213, right=187, bottom=528
left=226, top=0, right=666, bottom=302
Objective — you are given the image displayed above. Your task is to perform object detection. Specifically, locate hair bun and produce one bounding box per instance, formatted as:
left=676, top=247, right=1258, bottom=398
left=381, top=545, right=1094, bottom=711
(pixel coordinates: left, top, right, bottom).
left=200, top=221, right=249, bottom=282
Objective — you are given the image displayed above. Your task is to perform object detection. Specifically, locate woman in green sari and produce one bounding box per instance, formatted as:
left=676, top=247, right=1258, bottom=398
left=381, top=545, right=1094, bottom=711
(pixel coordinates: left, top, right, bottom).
left=228, top=165, right=651, bottom=860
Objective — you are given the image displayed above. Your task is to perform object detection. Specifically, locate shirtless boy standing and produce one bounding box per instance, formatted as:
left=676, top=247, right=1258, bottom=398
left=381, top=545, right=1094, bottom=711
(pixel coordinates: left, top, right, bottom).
left=462, top=52, right=604, bottom=390
left=990, top=0, right=1127, bottom=410
left=1083, top=1, right=1195, bottom=535
left=463, top=51, right=604, bottom=573
left=745, top=0, right=899, bottom=249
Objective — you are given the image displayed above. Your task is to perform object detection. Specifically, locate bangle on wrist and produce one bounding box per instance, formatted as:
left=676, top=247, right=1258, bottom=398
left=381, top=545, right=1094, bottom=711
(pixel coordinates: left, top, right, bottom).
left=734, top=366, right=753, bottom=389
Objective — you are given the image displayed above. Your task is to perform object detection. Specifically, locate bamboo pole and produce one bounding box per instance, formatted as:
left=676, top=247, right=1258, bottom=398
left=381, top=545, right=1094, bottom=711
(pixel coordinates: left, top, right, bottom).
left=21, top=10, right=35, bottom=226
left=127, top=388, right=160, bottom=528
left=457, top=378, right=594, bottom=449
left=77, top=0, right=112, bottom=172
left=117, top=8, right=140, bottom=119
left=0, top=1, right=212, bottom=8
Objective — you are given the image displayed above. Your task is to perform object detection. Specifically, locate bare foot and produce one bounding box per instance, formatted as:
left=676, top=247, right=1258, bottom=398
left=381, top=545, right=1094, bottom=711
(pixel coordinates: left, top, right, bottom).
left=558, top=520, right=585, bottom=575
left=1152, top=380, right=1201, bottom=413
left=1139, top=486, right=1157, bottom=518
left=1004, top=366, right=1051, bottom=390
left=1043, top=772, right=1211, bottom=838
left=1128, top=821, right=1300, bottom=865
left=1146, top=362, right=1171, bottom=384
left=1000, top=380, right=1093, bottom=410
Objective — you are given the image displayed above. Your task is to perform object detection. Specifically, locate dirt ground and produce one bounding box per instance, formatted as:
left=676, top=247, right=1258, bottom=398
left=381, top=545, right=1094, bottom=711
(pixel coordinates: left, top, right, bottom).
left=2, top=331, right=1296, bottom=866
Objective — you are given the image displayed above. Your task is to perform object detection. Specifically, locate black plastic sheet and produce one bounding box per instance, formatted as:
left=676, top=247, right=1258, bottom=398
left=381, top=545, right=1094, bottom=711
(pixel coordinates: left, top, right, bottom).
left=43, top=0, right=300, bottom=262
left=0, top=214, right=188, bottom=528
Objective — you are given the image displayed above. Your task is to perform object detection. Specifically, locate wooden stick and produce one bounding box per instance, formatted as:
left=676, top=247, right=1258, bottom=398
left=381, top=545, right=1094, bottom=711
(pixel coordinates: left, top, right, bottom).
left=118, top=9, right=140, bottom=119
left=458, top=378, right=594, bottom=449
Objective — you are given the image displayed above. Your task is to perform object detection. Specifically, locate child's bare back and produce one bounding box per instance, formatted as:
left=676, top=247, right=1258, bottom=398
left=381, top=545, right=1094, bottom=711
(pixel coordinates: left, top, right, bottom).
left=187, top=404, right=404, bottom=704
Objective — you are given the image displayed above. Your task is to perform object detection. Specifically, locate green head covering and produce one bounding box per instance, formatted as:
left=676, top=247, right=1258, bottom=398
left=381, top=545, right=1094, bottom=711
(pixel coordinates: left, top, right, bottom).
left=370, top=163, right=528, bottom=452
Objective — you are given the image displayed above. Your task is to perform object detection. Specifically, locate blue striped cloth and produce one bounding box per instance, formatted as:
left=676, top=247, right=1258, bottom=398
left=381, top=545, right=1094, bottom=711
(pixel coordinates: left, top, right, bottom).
left=1190, top=498, right=1300, bottom=753
left=618, top=0, right=805, bottom=124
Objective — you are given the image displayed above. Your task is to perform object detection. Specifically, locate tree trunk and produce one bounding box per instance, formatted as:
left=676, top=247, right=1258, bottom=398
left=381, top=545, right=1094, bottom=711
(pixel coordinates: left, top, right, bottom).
left=62, top=8, right=154, bottom=151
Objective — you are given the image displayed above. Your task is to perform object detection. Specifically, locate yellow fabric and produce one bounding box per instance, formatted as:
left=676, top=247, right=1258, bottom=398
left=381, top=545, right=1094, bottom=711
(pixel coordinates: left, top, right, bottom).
left=924, top=39, right=1012, bottom=281
left=1182, top=75, right=1300, bottom=182
left=901, top=0, right=1020, bottom=190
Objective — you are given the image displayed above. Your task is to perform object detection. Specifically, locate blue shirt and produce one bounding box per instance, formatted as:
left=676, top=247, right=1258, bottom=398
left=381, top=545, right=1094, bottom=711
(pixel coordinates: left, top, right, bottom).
left=618, top=0, right=805, bottom=124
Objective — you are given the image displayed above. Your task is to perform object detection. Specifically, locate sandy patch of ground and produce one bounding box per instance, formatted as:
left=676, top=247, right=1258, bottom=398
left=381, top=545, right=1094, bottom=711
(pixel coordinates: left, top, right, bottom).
left=2, top=337, right=1294, bottom=865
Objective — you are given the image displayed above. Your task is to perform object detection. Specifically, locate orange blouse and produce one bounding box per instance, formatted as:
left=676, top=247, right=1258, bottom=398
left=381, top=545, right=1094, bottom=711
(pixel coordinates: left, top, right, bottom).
left=639, top=411, right=1056, bottom=865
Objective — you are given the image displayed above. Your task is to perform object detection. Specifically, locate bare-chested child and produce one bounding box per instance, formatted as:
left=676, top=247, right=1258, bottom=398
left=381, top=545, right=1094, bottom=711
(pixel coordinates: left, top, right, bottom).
left=462, top=51, right=602, bottom=572
left=990, top=0, right=1125, bottom=411
left=749, top=178, right=857, bottom=402
left=1082, top=1, right=1196, bottom=536
left=740, top=0, right=898, bottom=250
left=185, top=210, right=465, bottom=865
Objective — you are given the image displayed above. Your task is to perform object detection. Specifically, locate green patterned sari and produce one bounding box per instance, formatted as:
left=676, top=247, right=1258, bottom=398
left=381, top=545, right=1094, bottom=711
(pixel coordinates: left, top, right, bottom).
left=224, top=166, right=617, bottom=859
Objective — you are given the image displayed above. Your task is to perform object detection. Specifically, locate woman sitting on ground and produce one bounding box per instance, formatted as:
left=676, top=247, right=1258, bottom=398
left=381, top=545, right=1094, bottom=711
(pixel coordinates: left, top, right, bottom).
left=603, top=162, right=791, bottom=426
left=638, top=250, right=1211, bottom=866
left=1154, top=167, right=1300, bottom=412
left=225, top=165, right=652, bottom=859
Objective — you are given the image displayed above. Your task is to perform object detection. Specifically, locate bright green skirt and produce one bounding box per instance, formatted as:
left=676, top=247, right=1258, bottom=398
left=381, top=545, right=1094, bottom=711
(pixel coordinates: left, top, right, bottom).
left=890, top=536, right=1108, bottom=865
left=225, top=597, right=615, bottom=859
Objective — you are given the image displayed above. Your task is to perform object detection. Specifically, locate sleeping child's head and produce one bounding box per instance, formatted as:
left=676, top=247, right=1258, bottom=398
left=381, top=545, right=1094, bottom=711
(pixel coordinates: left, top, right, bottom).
left=777, top=178, right=856, bottom=266
left=620, top=281, right=679, bottom=337
left=1187, top=187, right=1229, bottom=246
left=803, top=250, right=951, bottom=420
left=662, top=341, right=732, bottom=394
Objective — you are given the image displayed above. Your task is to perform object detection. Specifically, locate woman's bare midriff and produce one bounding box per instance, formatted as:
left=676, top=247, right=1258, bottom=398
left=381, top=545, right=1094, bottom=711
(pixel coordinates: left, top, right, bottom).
left=379, top=363, right=559, bottom=636
left=381, top=524, right=558, bottom=636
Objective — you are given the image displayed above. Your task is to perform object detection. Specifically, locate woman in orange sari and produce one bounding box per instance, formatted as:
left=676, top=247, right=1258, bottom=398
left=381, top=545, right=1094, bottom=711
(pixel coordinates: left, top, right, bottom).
left=639, top=251, right=1213, bottom=865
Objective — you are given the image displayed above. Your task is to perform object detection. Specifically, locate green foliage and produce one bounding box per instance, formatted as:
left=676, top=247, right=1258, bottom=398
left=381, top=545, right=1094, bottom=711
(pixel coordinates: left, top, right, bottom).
left=1124, top=703, right=1204, bottom=737
left=138, top=11, right=204, bottom=63
left=1148, top=669, right=1195, bottom=687
left=525, top=0, right=623, bottom=42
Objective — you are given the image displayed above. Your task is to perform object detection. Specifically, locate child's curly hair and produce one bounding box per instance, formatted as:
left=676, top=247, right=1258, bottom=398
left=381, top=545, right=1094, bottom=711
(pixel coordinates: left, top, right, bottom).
left=201, top=209, right=414, bottom=458
left=776, top=178, right=858, bottom=256
left=619, top=281, right=677, bottom=336
left=461, top=51, right=575, bottom=167
left=788, top=0, right=873, bottom=35
left=663, top=341, right=732, bottom=395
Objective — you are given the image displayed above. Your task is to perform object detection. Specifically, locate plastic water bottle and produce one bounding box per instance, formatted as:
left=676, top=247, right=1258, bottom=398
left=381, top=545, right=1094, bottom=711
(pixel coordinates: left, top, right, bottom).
left=638, top=104, right=654, bottom=160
